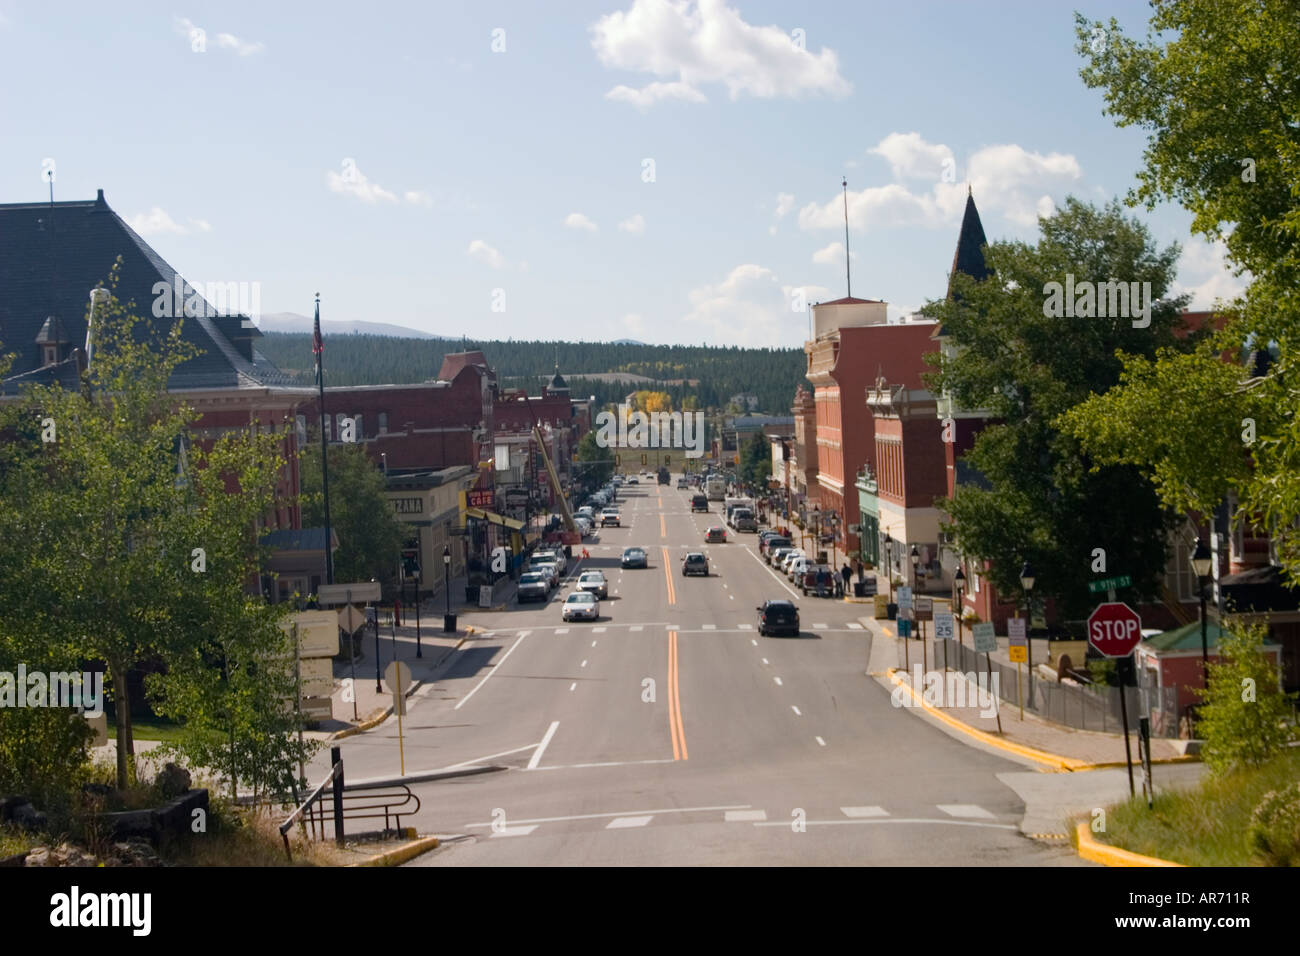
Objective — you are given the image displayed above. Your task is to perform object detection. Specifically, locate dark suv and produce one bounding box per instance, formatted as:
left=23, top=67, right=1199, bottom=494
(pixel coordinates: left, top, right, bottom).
left=691, top=494, right=708, bottom=512
left=682, top=552, right=709, bottom=576
left=756, top=600, right=800, bottom=637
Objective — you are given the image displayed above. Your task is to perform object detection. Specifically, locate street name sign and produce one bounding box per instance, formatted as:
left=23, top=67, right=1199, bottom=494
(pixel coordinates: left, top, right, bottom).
left=1088, top=575, right=1132, bottom=594
left=318, top=582, right=382, bottom=605
left=1087, top=602, right=1142, bottom=658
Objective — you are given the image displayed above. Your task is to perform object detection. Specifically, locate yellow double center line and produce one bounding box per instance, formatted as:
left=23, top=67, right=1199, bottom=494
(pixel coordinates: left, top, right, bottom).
left=668, top=630, right=688, bottom=760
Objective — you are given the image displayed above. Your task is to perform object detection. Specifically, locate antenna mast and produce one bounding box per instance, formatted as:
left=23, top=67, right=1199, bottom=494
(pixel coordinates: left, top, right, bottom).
left=842, top=177, right=851, bottom=298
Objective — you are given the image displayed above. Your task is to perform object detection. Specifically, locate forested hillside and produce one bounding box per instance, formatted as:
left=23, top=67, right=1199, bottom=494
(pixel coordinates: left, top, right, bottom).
left=258, top=333, right=809, bottom=413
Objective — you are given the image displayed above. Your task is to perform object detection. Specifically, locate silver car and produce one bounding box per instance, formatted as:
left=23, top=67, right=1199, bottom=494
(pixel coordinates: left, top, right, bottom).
left=562, top=591, right=600, bottom=621
left=576, top=570, right=608, bottom=599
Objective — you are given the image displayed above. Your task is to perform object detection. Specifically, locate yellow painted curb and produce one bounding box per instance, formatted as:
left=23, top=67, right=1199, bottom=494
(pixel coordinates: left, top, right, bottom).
left=348, top=834, right=441, bottom=867
left=1074, top=823, right=1183, bottom=867
left=887, top=668, right=1088, bottom=772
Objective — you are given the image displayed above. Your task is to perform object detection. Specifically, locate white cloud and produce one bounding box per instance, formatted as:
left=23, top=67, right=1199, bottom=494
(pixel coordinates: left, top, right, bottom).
left=326, top=163, right=397, bottom=203
left=1172, top=238, right=1250, bottom=310
left=564, top=212, right=599, bottom=232
left=467, top=239, right=506, bottom=269
left=591, top=0, right=851, bottom=106
left=798, top=133, right=1082, bottom=232
left=618, top=213, right=646, bottom=234
left=128, top=208, right=190, bottom=236
left=683, top=263, right=828, bottom=347
left=774, top=193, right=795, bottom=220
left=189, top=218, right=212, bottom=232
left=869, top=131, right=955, bottom=181
left=605, top=81, right=707, bottom=108
left=405, top=190, right=433, bottom=207
left=812, top=241, right=855, bottom=265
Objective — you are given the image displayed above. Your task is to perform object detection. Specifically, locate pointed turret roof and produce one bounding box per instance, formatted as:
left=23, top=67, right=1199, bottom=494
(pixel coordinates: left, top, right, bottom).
left=935, top=188, right=990, bottom=338
left=549, top=363, right=569, bottom=392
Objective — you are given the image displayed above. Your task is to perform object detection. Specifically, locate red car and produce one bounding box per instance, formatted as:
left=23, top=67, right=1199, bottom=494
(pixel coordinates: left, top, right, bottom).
left=705, top=526, right=727, bottom=543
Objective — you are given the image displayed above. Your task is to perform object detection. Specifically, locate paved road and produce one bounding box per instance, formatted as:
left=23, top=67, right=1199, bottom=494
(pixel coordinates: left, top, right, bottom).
left=311, top=479, right=1083, bottom=865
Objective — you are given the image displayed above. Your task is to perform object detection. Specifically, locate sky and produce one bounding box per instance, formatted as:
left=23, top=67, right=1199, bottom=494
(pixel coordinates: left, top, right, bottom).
left=0, top=0, right=1247, bottom=349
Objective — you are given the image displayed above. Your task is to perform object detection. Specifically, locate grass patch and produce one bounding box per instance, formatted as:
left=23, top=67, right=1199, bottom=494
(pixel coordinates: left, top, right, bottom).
left=162, top=802, right=357, bottom=866
left=0, top=824, right=42, bottom=860
left=1092, top=750, right=1300, bottom=866
left=105, top=714, right=188, bottom=745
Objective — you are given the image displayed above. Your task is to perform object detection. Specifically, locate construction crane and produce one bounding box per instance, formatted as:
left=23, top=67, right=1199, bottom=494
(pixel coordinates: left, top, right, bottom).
left=521, top=394, right=579, bottom=543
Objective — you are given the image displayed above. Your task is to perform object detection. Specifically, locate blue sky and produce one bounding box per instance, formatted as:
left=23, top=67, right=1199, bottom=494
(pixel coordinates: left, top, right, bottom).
left=1, top=0, right=1244, bottom=348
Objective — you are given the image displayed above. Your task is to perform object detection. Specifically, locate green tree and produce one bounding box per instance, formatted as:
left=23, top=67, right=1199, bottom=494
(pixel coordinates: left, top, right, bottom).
left=1071, top=2, right=1300, bottom=580
left=922, top=198, right=1191, bottom=618
left=1196, top=619, right=1297, bottom=776
left=575, top=429, right=613, bottom=486
left=300, top=442, right=404, bottom=594
left=740, top=433, right=770, bottom=491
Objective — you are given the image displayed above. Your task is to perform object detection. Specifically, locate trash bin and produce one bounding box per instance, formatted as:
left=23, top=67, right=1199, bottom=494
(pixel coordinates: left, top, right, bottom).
left=887, top=602, right=898, bottom=620
left=443, top=612, right=457, bottom=633
left=854, top=580, right=866, bottom=597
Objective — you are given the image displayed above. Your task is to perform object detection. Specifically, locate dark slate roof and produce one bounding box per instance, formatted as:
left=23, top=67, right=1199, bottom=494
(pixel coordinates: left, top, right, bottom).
left=550, top=365, right=569, bottom=391
left=934, top=189, right=991, bottom=338
left=0, top=190, right=295, bottom=396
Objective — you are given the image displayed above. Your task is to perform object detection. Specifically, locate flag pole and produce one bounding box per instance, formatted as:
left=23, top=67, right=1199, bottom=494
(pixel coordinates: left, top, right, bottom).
left=314, top=293, right=335, bottom=586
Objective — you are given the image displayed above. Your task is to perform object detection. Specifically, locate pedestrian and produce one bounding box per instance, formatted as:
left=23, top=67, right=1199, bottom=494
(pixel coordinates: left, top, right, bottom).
left=841, top=562, right=852, bottom=595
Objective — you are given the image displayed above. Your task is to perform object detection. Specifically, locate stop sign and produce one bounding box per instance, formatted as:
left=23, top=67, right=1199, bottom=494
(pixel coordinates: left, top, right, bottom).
left=1087, top=602, right=1142, bottom=658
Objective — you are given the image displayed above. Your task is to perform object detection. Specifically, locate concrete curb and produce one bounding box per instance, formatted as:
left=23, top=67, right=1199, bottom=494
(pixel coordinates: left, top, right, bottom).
left=328, top=637, right=470, bottom=741
left=348, top=833, right=441, bottom=867
left=1074, top=822, right=1184, bottom=867
left=886, top=668, right=1087, bottom=772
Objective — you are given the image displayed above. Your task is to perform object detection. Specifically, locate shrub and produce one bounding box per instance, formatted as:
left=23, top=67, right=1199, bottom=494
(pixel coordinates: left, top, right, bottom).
left=1248, top=782, right=1300, bottom=866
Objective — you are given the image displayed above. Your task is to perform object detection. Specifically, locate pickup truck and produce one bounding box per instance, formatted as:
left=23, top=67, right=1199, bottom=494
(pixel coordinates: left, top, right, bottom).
left=730, top=508, right=757, bottom=532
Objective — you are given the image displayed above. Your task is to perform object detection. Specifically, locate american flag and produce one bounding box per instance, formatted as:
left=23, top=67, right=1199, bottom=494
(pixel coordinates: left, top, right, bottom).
left=312, top=296, right=323, bottom=388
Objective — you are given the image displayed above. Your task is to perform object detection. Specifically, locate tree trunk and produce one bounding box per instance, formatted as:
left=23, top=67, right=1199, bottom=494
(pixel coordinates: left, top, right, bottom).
left=111, top=662, right=132, bottom=790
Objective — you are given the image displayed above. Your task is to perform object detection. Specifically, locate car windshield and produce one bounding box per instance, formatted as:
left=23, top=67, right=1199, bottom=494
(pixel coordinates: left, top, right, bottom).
left=625, top=548, right=644, bottom=557
left=580, top=573, right=604, bottom=583
left=521, top=573, right=543, bottom=583
left=567, top=592, right=595, bottom=603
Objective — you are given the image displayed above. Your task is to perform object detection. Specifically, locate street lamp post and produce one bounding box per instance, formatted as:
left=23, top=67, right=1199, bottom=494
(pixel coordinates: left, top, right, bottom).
left=1191, top=538, right=1212, bottom=688
left=910, top=544, right=920, bottom=592
left=884, top=533, right=894, bottom=605
left=413, top=569, right=422, bottom=658
left=443, top=545, right=453, bottom=633
left=1020, top=561, right=1036, bottom=706
left=954, top=565, right=966, bottom=648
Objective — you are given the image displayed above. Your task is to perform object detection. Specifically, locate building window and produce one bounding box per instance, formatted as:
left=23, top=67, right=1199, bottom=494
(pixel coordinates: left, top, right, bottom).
left=378, top=412, right=388, bottom=434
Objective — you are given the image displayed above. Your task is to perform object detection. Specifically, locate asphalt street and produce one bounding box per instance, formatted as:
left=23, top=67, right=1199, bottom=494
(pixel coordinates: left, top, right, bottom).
left=309, top=479, right=1084, bottom=865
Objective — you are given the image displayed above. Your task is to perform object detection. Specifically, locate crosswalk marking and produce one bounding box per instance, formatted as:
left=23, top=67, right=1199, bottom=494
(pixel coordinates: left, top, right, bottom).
left=555, top=628, right=569, bottom=634
left=702, top=624, right=717, bottom=630
left=840, top=806, right=889, bottom=818
left=724, top=810, right=767, bottom=822
left=813, top=623, right=828, bottom=630
left=738, top=623, right=753, bottom=630
left=846, top=622, right=863, bottom=630
left=592, top=626, right=607, bottom=633
left=937, top=805, right=995, bottom=819
left=490, top=825, right=539, bottom=837
left=630, top=626, right=643, bottom=632
left=606, top=815, right=654, bottom=829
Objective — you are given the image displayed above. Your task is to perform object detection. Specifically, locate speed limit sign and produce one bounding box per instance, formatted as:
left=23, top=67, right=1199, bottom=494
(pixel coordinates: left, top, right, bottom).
left=934, top=612, right=954, bottom=641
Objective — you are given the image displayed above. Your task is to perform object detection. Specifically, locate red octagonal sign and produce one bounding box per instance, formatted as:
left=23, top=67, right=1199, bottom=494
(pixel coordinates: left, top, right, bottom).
left=1087, top=602, right=1142, bottom=658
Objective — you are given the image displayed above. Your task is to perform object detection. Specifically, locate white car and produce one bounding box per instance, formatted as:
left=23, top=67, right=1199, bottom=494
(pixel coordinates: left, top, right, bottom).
left=562, top=591, right=600, bottom=621
left=528, top=560, right=558, bottom=589
left=780, top=550, right=806, bottom=575
left=576, top=570, right=608, bottom=599
left=535, top=549, right=566, bottom=574
left=601, top=508, right=621, bottom=527
left=787, top=555, right=814, bottom=581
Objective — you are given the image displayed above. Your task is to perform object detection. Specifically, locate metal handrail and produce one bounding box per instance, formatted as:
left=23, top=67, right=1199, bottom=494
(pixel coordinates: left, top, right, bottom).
left=279, top=760, right=343, bottom=861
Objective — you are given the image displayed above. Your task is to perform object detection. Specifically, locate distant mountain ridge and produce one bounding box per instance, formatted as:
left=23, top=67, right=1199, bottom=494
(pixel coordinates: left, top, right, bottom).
left=255, top=312, right=443, bottom=339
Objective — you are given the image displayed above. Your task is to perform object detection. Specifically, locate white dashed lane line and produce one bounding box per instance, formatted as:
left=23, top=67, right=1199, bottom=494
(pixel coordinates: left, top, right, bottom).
left=937, top=805, right=996, bottom=819
left=774, top=677, right=783, bottom=686
left=791, top=706, right=802, bottom=716
left=606, top=816, right=654, bottom=829
left=816, top=736, right=827, bottom=747
left=841, top=806, right=889, bottom=818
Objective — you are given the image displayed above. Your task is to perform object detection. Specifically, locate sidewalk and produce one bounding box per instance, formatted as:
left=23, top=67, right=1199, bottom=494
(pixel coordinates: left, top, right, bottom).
left=860, top=613, right=1192, bottom=768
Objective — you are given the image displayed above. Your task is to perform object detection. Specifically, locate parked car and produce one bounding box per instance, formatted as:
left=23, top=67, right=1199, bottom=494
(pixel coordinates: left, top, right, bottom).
left=756, top=600, right=800, bottom=637
left=601, top=508, right=621, bottom=527
left=787, top=555, right=814, bottom=582
left=767, top=546, right=794, bottom=568
left=535, top=549, right=566, bottom=574
left=760, top=534, right=791, bottom=556
left=529, top=561, right=558, bottom=590
left=562, top=591, right=600, bottom=621
left=517, top=572, right=550, bottom=603
left=627, top=476, right=639, bottom=484
left=621, top=547, right=648, bottom=569
left=576, top=570, right=608, bottom=599
left=682, top=552, right=709, bottom=576
left=731, top=508, right=758, bottom=532
left=691, top=494, right=709, bottom=512
left=779, top=550, right=806, bottom=575
left=576, top=506, right=596, bottom=522
left=705, top=526, right=727, bottom=543
left=676, top=477, right=690, bottom=488
left=798, top=564, right=835, bottom=595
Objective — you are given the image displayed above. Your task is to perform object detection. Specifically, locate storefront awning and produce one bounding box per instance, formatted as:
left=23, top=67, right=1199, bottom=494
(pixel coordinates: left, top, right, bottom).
left=465, top=507, right=525, bottom=531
